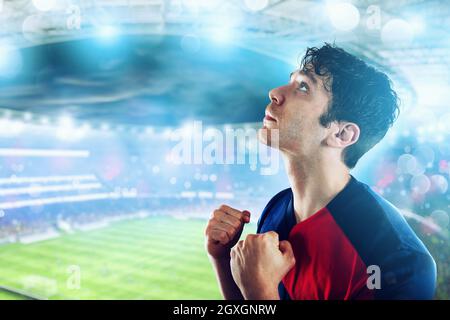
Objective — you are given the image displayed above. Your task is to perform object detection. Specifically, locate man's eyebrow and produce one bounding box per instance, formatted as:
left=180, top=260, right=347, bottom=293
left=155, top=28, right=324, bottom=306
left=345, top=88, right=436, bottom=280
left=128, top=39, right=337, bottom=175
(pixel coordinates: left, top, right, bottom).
left=290, top=70, right=318, bottom=86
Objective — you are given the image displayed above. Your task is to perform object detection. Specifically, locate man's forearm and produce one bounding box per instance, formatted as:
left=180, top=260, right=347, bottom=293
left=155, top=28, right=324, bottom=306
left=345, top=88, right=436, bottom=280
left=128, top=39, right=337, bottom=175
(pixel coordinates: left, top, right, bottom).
left=209, top=257, right=244, bottom=300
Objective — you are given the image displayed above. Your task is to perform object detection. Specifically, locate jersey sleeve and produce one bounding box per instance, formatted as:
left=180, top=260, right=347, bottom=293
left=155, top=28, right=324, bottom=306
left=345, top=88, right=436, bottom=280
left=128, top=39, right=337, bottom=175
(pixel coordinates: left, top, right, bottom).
left=256, top=189, right=293, bottom=300
left=376, top=249, right=437, bottom=299
left=256, top=188, right=291, bottom=234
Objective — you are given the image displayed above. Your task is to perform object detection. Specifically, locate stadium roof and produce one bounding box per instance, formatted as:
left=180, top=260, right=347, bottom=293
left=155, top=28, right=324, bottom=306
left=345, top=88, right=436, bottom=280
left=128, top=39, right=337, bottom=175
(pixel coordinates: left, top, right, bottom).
left=0, top=0, right=448, bottom=126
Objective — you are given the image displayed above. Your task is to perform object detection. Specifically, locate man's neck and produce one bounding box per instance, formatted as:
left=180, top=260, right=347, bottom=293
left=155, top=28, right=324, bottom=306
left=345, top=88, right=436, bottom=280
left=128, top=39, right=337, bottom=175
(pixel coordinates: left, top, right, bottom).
left=283, top=153, right=351, bottom=223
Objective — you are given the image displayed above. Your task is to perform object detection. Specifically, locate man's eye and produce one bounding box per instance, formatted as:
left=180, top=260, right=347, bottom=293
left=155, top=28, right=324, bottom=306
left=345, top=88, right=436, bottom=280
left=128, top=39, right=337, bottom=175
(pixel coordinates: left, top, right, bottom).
left=297, top=82, right=309, bottom=93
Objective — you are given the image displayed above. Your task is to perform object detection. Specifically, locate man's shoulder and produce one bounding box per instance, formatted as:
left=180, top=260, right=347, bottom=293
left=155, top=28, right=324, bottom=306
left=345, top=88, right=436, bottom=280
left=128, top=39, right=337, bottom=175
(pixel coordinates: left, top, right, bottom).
left=328, top=177, right=431, bottom=256
left=327, top=177, right=437, bottom=299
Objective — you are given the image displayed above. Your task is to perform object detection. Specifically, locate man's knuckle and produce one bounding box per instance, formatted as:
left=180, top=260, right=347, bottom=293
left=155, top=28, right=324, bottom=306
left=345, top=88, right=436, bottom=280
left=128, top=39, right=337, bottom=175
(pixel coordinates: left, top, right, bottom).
left=233, top=219, right=242, bottom=228
left=213, top=209, right=223, bottom=218
left=245, top=234, right=255, bottom=241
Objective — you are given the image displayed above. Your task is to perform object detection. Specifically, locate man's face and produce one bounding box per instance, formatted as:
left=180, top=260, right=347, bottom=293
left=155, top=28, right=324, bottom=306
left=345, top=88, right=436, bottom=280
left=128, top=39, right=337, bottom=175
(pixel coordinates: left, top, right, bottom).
left=258, top=67, right=332, bottom=157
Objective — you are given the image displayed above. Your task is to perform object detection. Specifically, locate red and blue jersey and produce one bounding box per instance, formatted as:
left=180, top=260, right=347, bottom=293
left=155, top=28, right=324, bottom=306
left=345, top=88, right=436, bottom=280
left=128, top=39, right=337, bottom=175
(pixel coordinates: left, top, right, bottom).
left=257, top=175, right=436, bottom=300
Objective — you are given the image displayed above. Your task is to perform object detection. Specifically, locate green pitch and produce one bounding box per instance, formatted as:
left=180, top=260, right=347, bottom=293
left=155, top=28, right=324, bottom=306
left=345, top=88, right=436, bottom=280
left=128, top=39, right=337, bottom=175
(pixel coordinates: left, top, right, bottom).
left=0, top=216, right=256, bottom=300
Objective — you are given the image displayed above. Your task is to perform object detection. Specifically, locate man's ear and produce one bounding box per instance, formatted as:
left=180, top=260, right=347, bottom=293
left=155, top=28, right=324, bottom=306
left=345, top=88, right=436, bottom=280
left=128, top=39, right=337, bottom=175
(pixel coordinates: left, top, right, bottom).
left=326, top=122, right=360, bottom=148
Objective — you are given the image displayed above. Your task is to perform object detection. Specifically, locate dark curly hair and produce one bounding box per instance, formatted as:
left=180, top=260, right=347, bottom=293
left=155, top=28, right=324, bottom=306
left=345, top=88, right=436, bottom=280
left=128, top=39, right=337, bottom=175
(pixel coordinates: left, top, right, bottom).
left=300, top=43, right=400, bottom=169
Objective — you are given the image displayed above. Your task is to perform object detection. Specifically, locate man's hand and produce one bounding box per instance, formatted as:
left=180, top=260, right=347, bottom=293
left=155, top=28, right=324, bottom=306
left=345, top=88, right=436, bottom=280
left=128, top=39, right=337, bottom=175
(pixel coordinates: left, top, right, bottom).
left=204, top=204, right=251, bottom=260
left=230, top=231, right=296, bottom=300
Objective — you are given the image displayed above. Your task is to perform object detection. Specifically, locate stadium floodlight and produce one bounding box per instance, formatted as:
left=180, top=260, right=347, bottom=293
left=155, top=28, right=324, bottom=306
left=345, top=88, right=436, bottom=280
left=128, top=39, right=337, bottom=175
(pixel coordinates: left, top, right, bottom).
left=181, top=122, right=194, bottom=137
left=59, top=115, right=74, bottom=127
left=215, top=192, right=234, bottom=200
left=209, top=26, right=233, bottom=44
left=436, top=135, right=445, bottom=143
left=180, top=191, right=196, bottom=198
left=56, top=116, right=89, bottom=141
left=416, top=84, right=449, bottom=109
left=0, top=119, right=25, bottom=136
left=163, top=128, right=173, bottom=139
left=122, top=188, right=138, bottom=197
left=198, top=191, right=213, bottom=199
left=32, top=0, right=56, bottom=11
left=326, top=2, right=360, bottom=32
left=57, top=115, right=73, bottom=137
left=23, top=112, right=32, bottom=121
left=80, top=123, right=91, bottom=132
left=0, top=148, right=90, bottom=158
left=151, top=165, right=160, bottom=174
left=244, top=0, right=269, bottom=12
left=97, top=25, right=119, bottom=39
left=0, top=42, right=23, bottom=78
left=144, top=127, right=154, bottom=135
left=39, top=116, right=50, bottom=125
left=183, top=0, right=220, bottom=11
left=381, top=19, right=414, bottom=46
left=409, top=16, right=425, bottom=35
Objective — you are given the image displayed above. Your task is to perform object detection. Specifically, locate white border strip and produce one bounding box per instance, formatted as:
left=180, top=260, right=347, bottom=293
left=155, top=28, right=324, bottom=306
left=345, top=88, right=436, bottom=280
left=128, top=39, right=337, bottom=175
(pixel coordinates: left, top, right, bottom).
left=0, top=175, right=97, bottom=185
left=0, top=148, right=90, bottom=158
left=0, top=183, right=103, bottom=196
left=0, top=192, right=136, bottom=210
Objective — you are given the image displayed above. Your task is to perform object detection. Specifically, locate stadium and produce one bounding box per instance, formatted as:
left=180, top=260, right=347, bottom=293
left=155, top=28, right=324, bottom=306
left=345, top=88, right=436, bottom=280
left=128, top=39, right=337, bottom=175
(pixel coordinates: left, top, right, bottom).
left=0, top=0, right=449, bottom=300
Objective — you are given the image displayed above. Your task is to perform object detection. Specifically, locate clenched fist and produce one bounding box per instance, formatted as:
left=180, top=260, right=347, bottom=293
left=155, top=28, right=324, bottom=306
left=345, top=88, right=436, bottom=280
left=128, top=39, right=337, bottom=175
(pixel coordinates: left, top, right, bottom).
left=204, top=204, right=251, bottom=260
left=230, top=231, right=296, bottom=300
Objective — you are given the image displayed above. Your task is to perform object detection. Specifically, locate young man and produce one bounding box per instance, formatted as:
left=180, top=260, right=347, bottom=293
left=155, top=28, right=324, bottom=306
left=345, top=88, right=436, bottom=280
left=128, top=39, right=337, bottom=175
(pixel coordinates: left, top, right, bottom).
left=204, top=43, right=436, bottom=300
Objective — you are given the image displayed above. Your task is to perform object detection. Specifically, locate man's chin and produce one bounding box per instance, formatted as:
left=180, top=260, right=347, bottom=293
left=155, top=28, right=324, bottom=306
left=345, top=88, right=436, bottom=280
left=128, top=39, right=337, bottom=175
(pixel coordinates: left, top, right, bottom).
left=257, top=127, right=279, bottom=149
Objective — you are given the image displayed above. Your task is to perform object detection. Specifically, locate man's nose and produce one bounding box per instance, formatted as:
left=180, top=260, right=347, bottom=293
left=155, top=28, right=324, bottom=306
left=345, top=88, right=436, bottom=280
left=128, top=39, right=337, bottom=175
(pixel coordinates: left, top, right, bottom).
left=268, top=87, right=284, bottom=106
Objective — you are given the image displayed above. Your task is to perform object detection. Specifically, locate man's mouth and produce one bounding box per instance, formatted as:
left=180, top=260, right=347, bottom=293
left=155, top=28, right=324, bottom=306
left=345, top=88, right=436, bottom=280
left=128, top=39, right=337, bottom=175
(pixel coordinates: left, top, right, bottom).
left=264, top=113, right=277, bottom=122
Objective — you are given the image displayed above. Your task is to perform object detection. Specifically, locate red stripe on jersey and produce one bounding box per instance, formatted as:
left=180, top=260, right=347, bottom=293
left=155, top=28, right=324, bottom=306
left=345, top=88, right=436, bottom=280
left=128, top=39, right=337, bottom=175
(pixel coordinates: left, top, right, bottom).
left=282, top=207, right=374, bottom=300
